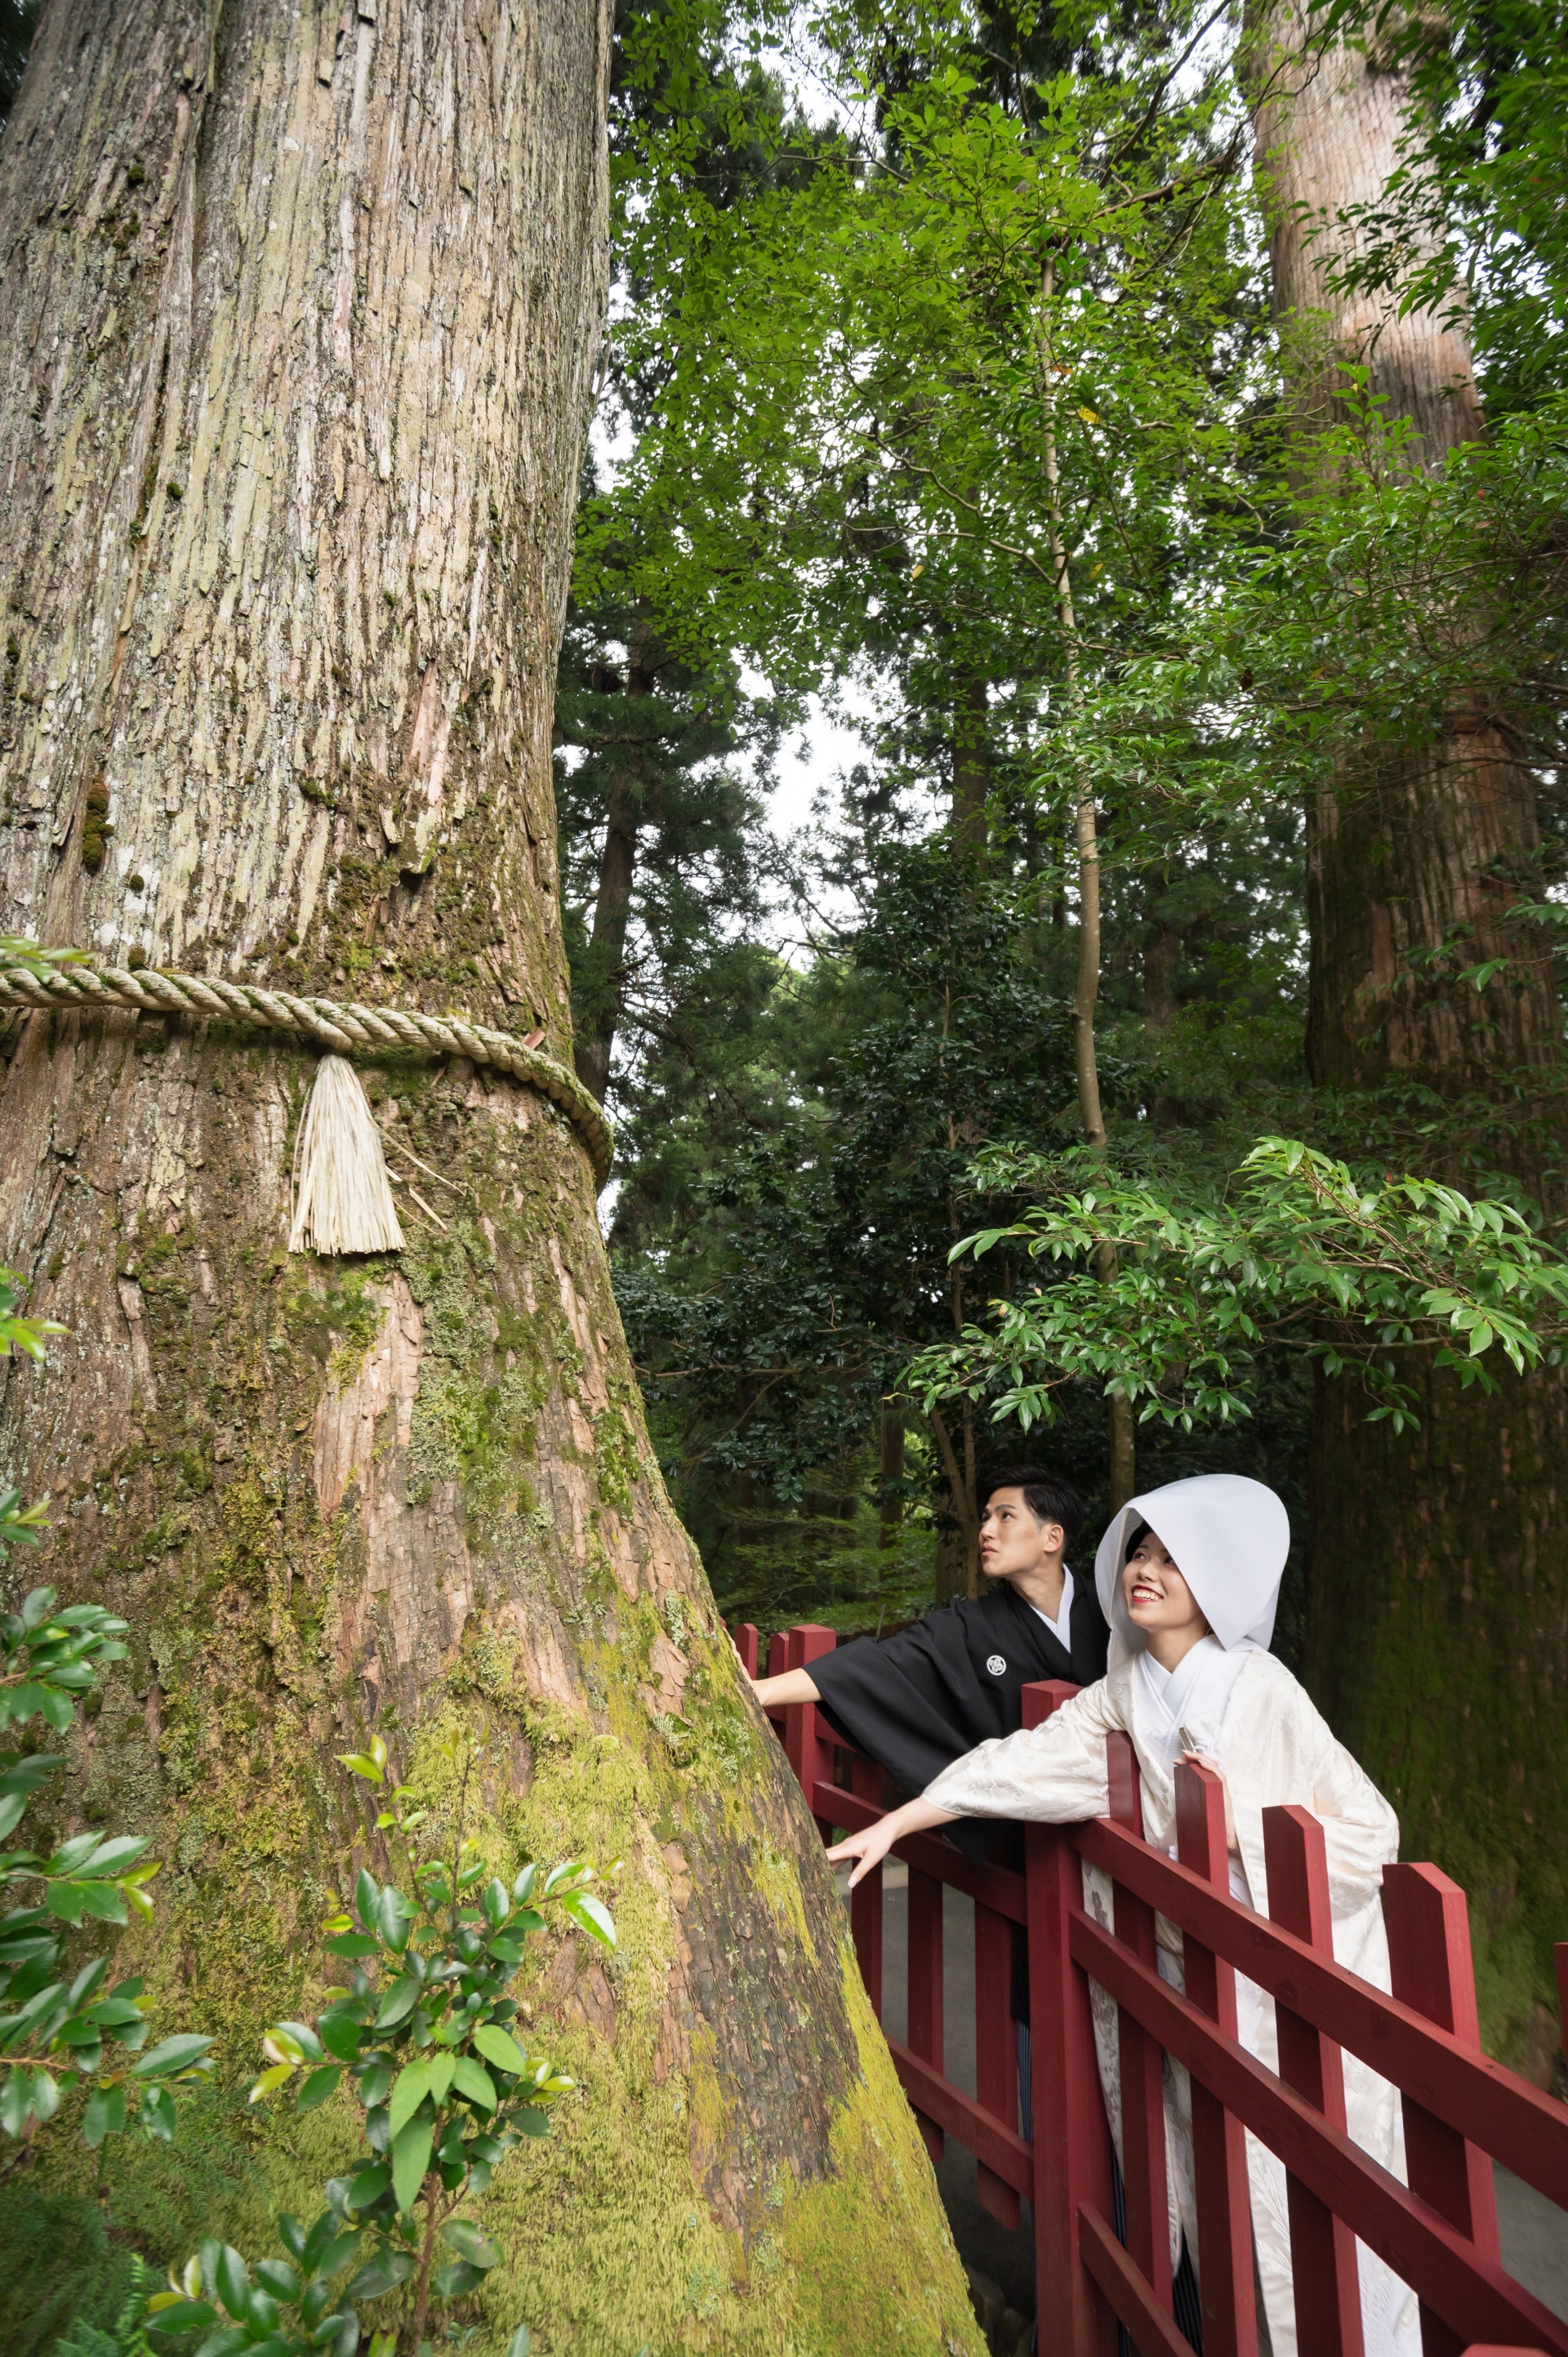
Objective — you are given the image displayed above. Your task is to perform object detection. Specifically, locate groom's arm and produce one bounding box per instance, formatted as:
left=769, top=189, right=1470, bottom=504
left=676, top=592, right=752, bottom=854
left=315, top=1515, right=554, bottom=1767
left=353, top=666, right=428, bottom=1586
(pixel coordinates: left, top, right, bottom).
left=750, top=1667, right=822, bottom=1708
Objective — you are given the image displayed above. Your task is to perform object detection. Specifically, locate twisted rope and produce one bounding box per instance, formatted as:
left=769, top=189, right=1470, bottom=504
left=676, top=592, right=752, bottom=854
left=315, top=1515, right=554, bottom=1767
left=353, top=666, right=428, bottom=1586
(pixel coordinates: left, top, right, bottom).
left=0, top=958, right=612, bottom=1187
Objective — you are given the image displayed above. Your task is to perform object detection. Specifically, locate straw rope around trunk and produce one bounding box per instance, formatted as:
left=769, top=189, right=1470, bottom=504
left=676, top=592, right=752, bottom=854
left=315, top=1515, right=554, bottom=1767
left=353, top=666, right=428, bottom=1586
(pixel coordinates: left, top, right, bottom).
left=0, top=957, right=612, bottom=1188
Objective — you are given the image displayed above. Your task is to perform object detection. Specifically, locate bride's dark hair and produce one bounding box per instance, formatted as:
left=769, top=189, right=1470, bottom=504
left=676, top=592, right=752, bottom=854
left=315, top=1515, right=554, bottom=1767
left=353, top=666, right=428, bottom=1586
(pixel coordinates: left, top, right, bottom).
left=1120, top=1517, right=1151, bottom=1564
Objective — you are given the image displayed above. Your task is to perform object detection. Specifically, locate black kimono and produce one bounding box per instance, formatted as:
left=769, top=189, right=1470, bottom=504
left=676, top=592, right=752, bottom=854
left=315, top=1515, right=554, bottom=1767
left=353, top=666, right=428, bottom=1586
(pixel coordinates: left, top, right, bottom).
left=810, top=1573, right=1110, bottom=2022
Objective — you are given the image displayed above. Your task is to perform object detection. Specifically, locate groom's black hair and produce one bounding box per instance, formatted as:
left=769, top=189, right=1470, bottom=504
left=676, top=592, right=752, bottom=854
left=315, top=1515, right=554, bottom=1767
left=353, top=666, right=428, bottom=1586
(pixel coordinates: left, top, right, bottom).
left=978, top=1465, right=1085, bottom=1551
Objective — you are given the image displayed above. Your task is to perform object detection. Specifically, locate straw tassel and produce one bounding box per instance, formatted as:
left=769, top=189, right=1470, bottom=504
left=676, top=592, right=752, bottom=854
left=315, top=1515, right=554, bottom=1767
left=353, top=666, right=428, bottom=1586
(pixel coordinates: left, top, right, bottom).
left=289, top=1054, right=405, bottom=1256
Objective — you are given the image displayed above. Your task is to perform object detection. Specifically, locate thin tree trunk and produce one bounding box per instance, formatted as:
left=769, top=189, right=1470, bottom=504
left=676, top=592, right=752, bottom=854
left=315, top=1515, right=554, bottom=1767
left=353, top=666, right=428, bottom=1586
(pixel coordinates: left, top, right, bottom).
left=1246, top=1, right=1568, bottom=2071
left=0, top=6, right=978, bottom=2337
left=1038, top=260, right=1135, bottom=1511
left=929, top=1406, right=981, bottom=1601
left=951, top=670, right=990, bottom=857
left=572, top=765, right=639, bottom=1106
left=877, top=1407, right=905, bottom=1547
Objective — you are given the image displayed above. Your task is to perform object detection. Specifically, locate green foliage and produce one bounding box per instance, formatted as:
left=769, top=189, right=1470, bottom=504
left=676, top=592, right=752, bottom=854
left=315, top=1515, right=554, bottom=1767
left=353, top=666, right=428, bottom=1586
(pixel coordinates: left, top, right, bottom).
left=0, top=1587, right=212, bottom=2145
left=555, top=572, right=780, bottom=1104
left=911, top=1137, right=1568, bottom=1436
left=143, top=1730, right=615, bottom=2357
left=1322, top=0, right=1568, bottom=412
left=0, top=2190, right=147, bottom=2357
left=0, top=1268, right=67, bottom=1562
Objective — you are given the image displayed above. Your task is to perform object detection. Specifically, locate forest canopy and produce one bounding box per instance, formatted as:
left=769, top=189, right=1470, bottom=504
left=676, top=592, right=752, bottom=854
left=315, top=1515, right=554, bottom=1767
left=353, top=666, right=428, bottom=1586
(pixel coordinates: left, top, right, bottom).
left=561, top=0, right=1568, bottom=1620
left=557, top=0, right=1568, bottom=2068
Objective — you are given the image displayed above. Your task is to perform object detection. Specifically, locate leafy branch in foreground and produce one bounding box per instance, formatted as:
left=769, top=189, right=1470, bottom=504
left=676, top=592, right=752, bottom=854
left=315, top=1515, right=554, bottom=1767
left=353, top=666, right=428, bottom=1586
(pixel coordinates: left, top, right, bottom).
left=145, top=1728, right=616, bottom=2357
left=906, top=1138, right=1568, bottom=1437
left=0, top=1585, right=214, bottom=2148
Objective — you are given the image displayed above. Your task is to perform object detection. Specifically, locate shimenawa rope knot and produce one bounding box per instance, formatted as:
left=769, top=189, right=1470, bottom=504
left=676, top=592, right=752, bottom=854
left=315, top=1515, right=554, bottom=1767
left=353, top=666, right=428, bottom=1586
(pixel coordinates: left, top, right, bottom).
left=0, top=958, right=613, bottom=1233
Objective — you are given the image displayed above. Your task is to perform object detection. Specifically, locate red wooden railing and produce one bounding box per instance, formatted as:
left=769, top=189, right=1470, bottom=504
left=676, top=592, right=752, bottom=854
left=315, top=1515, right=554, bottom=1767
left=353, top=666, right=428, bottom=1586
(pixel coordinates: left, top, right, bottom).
left=733, top=1620, right=1568, bottom=2357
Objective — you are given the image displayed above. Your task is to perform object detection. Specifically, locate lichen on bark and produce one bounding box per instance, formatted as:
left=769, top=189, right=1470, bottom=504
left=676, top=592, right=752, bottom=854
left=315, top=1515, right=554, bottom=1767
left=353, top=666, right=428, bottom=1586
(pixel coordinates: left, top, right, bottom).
left=0, top=2, right=979, bottom=2342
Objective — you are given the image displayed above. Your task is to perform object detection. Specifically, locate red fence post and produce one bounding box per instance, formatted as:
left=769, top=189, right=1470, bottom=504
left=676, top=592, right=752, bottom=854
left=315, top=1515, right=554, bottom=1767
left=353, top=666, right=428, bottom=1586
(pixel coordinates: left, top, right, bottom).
left=1263, top=1804, right=1365, bottom=2357
left=849, top=1751, right=884, bottom=2021
left=907, top=1865, right=947, bottom=2164
left=784, top=1624, right=838, bottom=1841
left=728, top=1620, right=760, bottom=1678
left=1381, top=1864, right=1503, bottom=2357
left=975, top=1897, right=1021, bottom=2228
left=1175, top=1758, right=1259, bottom=2357
left=766, top=1629, right=787, bottom=1679
left=1024, top=1680, right=1116, bottom=2357
left=1107, top=1729, right=1174, bottom=2315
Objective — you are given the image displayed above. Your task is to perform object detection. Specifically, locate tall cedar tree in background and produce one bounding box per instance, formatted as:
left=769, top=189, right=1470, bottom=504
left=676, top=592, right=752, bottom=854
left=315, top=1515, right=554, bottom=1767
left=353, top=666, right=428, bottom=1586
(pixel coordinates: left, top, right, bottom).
left=0, top=3, right=978, bottom=2346
left=1245, top=0, right=1568, bottom=2073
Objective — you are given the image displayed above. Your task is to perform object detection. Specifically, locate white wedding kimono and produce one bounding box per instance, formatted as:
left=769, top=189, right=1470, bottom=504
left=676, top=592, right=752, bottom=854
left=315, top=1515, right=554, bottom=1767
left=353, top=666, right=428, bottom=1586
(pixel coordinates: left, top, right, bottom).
left=924, top=1477, right=1419, bottom=2357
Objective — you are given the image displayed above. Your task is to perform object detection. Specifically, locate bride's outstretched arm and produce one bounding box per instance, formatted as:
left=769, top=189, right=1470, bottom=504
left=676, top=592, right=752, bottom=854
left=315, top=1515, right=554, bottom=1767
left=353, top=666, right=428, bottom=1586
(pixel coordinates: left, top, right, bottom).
left=825, top=1796, right=960, bottom=1889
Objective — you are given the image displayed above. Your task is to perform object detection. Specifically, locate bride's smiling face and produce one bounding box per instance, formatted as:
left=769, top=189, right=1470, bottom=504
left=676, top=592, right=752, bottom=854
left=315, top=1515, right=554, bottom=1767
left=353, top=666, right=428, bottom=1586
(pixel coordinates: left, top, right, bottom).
left=1122, top=1529, right=1209, bottom=1643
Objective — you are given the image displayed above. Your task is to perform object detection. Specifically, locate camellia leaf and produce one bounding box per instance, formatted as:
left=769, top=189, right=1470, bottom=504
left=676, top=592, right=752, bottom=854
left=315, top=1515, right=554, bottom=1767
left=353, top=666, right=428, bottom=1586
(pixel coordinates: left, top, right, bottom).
left=82, top=2081, right=126, bottom=2147
left=317, top=2012, right=365, bottom=2064
left=374, top=1977, right=419, bottom=2030
left=471, top=2022, right=529, bottom=2078
left=442, top=2216, right=502, bottom=2269
left=346, top=2246, right=415, bottom=2301
left=559, top=1889, right=616, bottom=1949
left=215, top=2244, right=252, bottom=2320
left=296, top=2065, right=343, bottom=2113
left=386, top=2057, right=434, bottom=2141
left=390, top=2117, right=433, bottom=2215
left=450, top=2054, right=496, bottom=2110
left=135, top=2033, right=215, bottom=2079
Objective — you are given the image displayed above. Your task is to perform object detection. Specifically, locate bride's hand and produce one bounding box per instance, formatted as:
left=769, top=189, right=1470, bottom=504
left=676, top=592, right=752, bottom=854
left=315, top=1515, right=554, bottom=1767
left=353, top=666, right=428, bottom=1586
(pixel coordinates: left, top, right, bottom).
left=826, top=1819, right=898, bottom=1891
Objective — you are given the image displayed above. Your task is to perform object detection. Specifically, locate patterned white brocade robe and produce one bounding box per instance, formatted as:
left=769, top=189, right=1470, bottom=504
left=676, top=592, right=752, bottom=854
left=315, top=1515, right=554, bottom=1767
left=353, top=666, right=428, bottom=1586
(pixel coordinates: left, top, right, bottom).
left=923, top=1647, right=1420, bottom=2357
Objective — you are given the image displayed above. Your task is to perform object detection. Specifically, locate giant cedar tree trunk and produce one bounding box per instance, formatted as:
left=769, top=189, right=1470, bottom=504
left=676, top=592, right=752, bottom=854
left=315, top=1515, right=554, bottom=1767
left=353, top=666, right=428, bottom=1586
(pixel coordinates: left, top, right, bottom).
left=0, top=6, right=978, bottom=2342
left=1247, top=3, right=1568, bottom=2074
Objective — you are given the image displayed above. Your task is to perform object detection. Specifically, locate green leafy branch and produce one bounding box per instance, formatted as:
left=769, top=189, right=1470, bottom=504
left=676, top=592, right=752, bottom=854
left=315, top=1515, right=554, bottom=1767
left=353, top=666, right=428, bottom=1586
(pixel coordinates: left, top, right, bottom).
left=147, top=1730, right=615, bottom=2357
left=906, top=1137, right=1568, bottom=1437
left=0, top=1262, right=67, bottom=1378
left=0, top=1588, right=213, bottom=2147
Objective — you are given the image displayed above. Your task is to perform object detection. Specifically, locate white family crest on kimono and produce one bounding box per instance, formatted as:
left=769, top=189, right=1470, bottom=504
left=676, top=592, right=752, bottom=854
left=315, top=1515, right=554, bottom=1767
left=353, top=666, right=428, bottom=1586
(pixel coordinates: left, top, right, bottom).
left=923, top=1473, right=1419, bottom=2357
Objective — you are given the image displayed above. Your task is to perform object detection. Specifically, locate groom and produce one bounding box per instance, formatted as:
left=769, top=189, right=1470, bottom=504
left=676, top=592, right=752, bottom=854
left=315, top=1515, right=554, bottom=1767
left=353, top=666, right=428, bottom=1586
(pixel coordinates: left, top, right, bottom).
left=750, top=1464, right=1107, bottom=1834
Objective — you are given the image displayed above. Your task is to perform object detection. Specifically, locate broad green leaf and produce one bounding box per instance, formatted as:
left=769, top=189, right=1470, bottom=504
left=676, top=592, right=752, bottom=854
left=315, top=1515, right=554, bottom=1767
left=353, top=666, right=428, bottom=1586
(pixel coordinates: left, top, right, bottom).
left=451, top=2054, right=496, bottom=2110
left=296, top=2065, right=343, bottom=2113
left=374, top=1976, right=419, bottom=2030
left=317, top=2012, right=365, bottom=2063
left=442, top=2216, right=501, bottom=2269
left=83, top=2081, right=126, bottom=2147
left=560, top=1889, right=616, bottom=1949
left=472, top=2022, right=529, bottom=2077
left=390, top=2117, right=433, bottom=2214
left=347, top=2246, right=415, bottom=2301
left=386, top=2056, right=434, bottom=2140
left=136, top=2034, right=215, bottom=2078
left=324, top=1932, right=379, bottom=1959
left=215, top=2244, right=251, bottom=2319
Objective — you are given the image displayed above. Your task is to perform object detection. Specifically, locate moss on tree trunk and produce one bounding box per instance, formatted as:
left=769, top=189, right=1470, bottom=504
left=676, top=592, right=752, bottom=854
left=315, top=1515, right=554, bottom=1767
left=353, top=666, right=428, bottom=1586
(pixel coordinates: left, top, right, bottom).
left=0, top=3, right=979, bottom=2344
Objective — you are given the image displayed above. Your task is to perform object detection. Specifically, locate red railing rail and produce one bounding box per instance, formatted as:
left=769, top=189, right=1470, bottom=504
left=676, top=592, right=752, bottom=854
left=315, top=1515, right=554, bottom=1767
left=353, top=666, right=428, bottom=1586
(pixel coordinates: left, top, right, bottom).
left=733, top=1620, right=1568, bottom=2357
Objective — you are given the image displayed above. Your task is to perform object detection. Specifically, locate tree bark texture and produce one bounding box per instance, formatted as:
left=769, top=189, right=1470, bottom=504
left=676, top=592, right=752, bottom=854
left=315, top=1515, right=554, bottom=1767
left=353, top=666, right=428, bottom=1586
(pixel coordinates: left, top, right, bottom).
left=0, top=6, right=978, bottom=2344
left=1248, top=4, right=1568, bottom=2070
